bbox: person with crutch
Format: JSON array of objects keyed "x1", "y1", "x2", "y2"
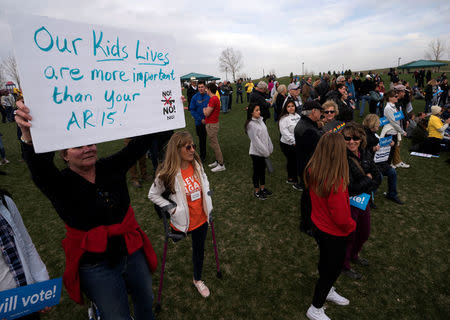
[{"x1": 148, "y1": 131, "x2": 216, "y2": 298}]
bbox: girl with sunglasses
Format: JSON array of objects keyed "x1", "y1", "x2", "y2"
[
  {"x1": 278, "y1": 98, "x2": 301, "y2": 186},
  {"x1": 341, "y1": 123, "x2": 381, "y2": 281},
  {"x1": 149, "y1": 131, "x2": 213, "y2": 298}
]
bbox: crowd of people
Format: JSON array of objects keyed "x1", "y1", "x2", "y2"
[{"x1": 1, "y1": 68, "x2": 449, "y2": 320}]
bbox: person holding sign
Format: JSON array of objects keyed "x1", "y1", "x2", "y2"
[
  {"x1": 304, "y1": 133, "x2": 356, "y2": 320},
  {"x1": 14, "y1": 101, "x2": 158, "y2": 320},
  {"x1": 341, "y1": 123, "x2": 381, "y2": 280},
  {"x1": 0, "y1": 189, "x2": 50, "y2": 320},
  {"x1": 148, "y1": 131, "x2": 213, "y2": 298},
  {"x1": 363, "y1": 114, "x2": 403, "y2": 205},
  {"x1": 383, "y1": 90, "x2": 408, "y2": 168}
]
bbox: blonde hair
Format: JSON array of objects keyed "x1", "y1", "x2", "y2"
[
  {"x1": 322, "y1": 100, "x2": 339, "y2": 116},
  {"x1": 156, "y1": 131, "x2": 202, "y2": 193},
  {"x1": 304, "y1": 133, "x2": 349, "y2": 197},
  {"x1": 362, "y1": 114, "x2": 380, "y2": 130},
  {"x1": 272, "y1": 84, "x2": 287, "y2": 103}
]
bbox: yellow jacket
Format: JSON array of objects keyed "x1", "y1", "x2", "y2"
[{"x1": 427, "y1": 115, "x2": 446, "y2": 139}]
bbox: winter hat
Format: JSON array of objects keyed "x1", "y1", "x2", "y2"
[{"x1": 430, "y1": 105, "x2": 442, "y2": 115}]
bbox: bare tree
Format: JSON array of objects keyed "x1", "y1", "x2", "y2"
[
  {"x1": 1, "y1": 55, "x2": 21, "y2": 89},
  {"x1": 0, "y1": 68, "x2": 6, "y2": 88},
  {"x1": 425, "y1": 38, "x2": 446, "y2": 61},
  {"x1": 218, "y1": 47, "x2": 243, "y2": 82}
]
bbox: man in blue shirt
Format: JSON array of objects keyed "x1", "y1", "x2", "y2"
[{"x1": 189, "y1": 80, "x2": 210, "y2": 161}]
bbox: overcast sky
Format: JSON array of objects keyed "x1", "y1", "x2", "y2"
[{"x1": 1, "y1": 0, "x2": 449, "y2": 80}]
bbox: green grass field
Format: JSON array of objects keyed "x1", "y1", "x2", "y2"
[{"x1": 0, "y1": 71, "x2": 449, "y2": 319}]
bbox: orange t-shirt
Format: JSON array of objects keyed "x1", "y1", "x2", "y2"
[{"x1": 180, "y1": 164, "x2": 207, "y2": 231}]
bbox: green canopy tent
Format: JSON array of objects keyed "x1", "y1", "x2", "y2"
[
  {"x1": 398, "y1": 60, "x2": 448, "y2": 73},
  {"x1": 180, "y1": 72, "x2": 220, "y2": 82}
]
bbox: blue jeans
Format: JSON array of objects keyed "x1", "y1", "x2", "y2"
[
  {"x1": 360, "y1": 95, "x2": 371, "y2": 117},
  {"x1": 378, "y1": 166, "x2": 397, "y2": 198},
  {"x1": 220, "y1": 96, "x2": 229, "y2": 113},
  {"x1": 79, "y1": 249, "x2": 155, "y2": 320}
]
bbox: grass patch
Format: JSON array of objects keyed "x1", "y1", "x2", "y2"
[{"x1": 0, "y1": 72, "x2": 448, "y2": 319}]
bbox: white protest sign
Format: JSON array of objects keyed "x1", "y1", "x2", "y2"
[
  {"x1": 10, "y1": 15, "x2": 185, "y2": 153},
  {"x1": 374, "y1": 145, "x2": 391, "y2": 163}
]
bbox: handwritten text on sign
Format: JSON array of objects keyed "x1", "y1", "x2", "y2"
[
  {"x1": 11, "y1": 15, "x2": 185, "y2": 152},
  {"x1": 0, "y1": 278, "x2": 62, "y2": 320}
]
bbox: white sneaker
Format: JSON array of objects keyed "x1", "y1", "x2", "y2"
[
  {"x1": 193, "y1": 279, "x2": 210, "y2": 298},
  {"x1": 211, "y1": 164, "x2": 226, "y2": 172},
  {"x1": 396, "y1": 162, "x2": 410, "y2": 168},
  {"x1": 326, "y1": 287, "x2": 349, "y2": 305},
  {"x1": 2, "y1": 159, "x2": 9, "y2": 164},
  {"x1": 306, "y1": 305, "x2": 330, "y2": 320},
  {"x1": 208, "y1": 161, "x2": 218, "y2": 168}
]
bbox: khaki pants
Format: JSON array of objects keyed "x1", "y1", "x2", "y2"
[
  {"x1": 206, "y1": 122, "x2": 223, "y2": 164},
  {"x1": 393, "y1": 143, "x2": 402, "y2": 165}
]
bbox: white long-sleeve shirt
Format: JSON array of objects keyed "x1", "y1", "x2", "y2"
[
  {"x1": 279, "y1": 113, "x2": 301, "y2": 145},
  {"x1": 383, "y1": 102, "x2": 406, "y2": 136}
]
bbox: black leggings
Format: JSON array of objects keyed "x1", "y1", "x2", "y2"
[
  {"x1": 251, "y1": 155, "x2": 266, "y2": 188},
  {"x1": 280, "y1": 142, "x2": 297, "y2": 182},
  {"x1": 191, "y1": 222, "x2": 208, "y2": 281},
  {"x1": 311, "y1": 224, "x2": 348, "y2": 308}
]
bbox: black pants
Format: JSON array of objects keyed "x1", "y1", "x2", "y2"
[
  {"x1": 195, "y1": 124, "x2": 207, "y2": 161},
  {"x1": 300, "y1": 189, "x2": 312, "y2": 234},
  {"x1": 426, "y1": 137, "x2": 442, "y2": 155},
  {"x1": 280, "y1": 142, "x2": 297, "y2": 182},
  {"x1": 251, "y1": 155, "x2": 266, "y2": 188},
  {"x1": 236, "y1": 92, "x2": 243, "y2": 103},
  {"x1": 246, "y1": 92, "x2": 251, "y2": 102},
  {"x1": 228, "y1": 93, "x2": 232, "y2": 110},
  {"x1": 0, "y1": 106, "x2": 6, "y2": 123},
  {"x1": 311, "y1": 224, "x2": 348, "y2": 308},
  {"x1": 191, "y1": 222, "x2": 208, "y2": 281}
]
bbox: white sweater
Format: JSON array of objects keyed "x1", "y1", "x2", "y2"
[
  {"x1": 246, "y1": 117, "x2": 273, "y2": 157},
  {"x1": 148, "y1": 162, "x2": 213, "y2": 233},
  {"x1": 279, "y1": 113, "x2": 301, "y2": 145}
]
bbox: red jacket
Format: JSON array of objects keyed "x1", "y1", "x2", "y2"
[
  {"x1": 310, "y1": 184, "x2": 356, "y2": 236},
  {"x1": 62, "y1": 206, "x2": 157, "y2": 304}
]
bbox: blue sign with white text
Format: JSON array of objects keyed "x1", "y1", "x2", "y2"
[
  {"x1": 0, "y1": 278, "x2": 62, "y2": 320},
  {"x1": 379, "y1": 136, "x2": 393, "y2": 147},
  {"x1": 349, "y1": 193, "x2": 370, "y2": 210},
  {"x1": 379, "y1": 111, "x2": 404, "y2": 126}
]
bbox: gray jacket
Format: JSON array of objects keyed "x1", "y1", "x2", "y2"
[{"x1": 247, "y1": 117, "x2": 273, "y2": 157}]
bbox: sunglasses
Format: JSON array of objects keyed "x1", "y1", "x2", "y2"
[
  {"x1": 343, "y1": 135, "x2": 361, "y2": 141},
  {"x1": 185, "y1": 144, "x2": 196, "y2": 151},
  {"x1": 324, "y1": 110, "x2": 335, "y2": 114}
]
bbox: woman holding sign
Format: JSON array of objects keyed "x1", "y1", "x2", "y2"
[
  {"x1": 363, "y1": 114, "x2": 403, "y2": 205},
  {"x1": 341, "y1": 122, "x2": 380, "y2": 280},
  {"x1": 15, "y1": 101, "x2": 157, "y2": 320},
  {"x1": 148, "y1": 131, "x2": 213, "y2": 298},
  {"x1": 304, "y1": 133, "x2": 356, "y2": 320}
]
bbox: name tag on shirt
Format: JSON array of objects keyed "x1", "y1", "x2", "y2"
[{"x1": 190, "y1": 190, "x2": 201, "y2": 201}]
